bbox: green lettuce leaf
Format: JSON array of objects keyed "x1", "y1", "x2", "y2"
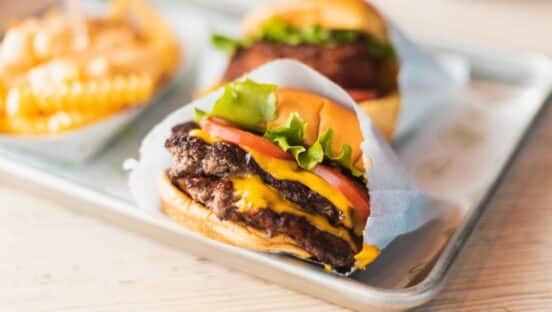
[
  {"x1": 194, "y1": 108, "x2": 207, "y2": 123},
  {"x1": 265, "y1": 113, "x2": 363, "y2": 176},
  {"x1": 264, "y1": 112, "x2": 305, "y2": 145},
  {"x1": 331, "y1": 29, "x2": 360, "y2": 44},
  {"x1": 211, "y1": 34, "x2": 252, "y2": 55},
  {"x1": 212, "y1": 18, "x2": 392, "y2": 63},
  {"x1": 366, "y1": 37, "x2": 396, "y2": 63},
  {"x1": 318, "y1": 129, "x2": 363, "y2": 177},
  {"x1": 196, "y1": 79, "x2": 278, "y2": 132},
  {"x1": 259, "y1": 17, "x2": 362, "y2": 46},
  {"x1": 300, "y1": 25, "x2": 330, "y2": 44},
  {"x1": 264, "y1": 113, "x2": 320, "y2": 169},
  {"x1": 211, "y1": 34, "x2": 241, "y2": 55},
  {"x1": 259, "y1": 17, "x2": 302, "y2": 45}
]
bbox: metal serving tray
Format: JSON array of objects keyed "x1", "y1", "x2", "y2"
[{"x1": 1, "y1": 2, "x2": 551, "y2": 311}]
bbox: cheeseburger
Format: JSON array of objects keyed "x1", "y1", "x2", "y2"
[
  {"x1": 159, "y1": 79, "x2": 379, "y2": 272},
  {"x1": 211, "y1": 0, "x2": 400, "y2": 139}
]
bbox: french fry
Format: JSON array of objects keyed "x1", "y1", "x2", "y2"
[
  {"x1": 5, "y1": 74, "x2": 153, "y2": 117},
  {"x1": 0, "y1": 0, "x2": 179, "y2": 135},
  {"x1": 0, "y1": 80, "x2": 5, "y2": 117},
  {"x1": 1, "y1": 111, "x2": 101, "y2": 134},
  {"x1": 109, "y1": 0, "x2": 180, "y2": 76}
]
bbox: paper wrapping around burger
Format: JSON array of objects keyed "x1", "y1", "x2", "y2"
[
  {"x1": 0, "y1": 4, "x2": 207, "y2": 163},
  {"x1": 129, "y1": 60, "x2": 460, "y2": 273},
  {"x1": 197, "y1": 14, "x2": 469, "y2": 139}
]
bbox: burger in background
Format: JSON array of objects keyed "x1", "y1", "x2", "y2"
[{"x1": 211, "y1": 0, "x2": 400, "y2": 139}]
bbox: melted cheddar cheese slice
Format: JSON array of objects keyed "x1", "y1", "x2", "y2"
[
  {"x1": 354, "y1": 244, "x2": 380, "y2": 269},
  {"x1": 232, "y1": 175, "x2": 357, "y2": 250}
]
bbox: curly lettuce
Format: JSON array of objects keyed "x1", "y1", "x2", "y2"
[
  {"x1": 264, "y1": 113, "x2": 363, "y2": 176},
  {"x1": 212, "y1": 18, "x2": 368, "y2": 54},
  {"x1": 259, "y1": 18, "x2": 361, "y2": 46}
]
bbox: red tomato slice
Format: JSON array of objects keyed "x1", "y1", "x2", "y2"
[
  {"x1": 200, "y1": 118, "x2": 292, "y2": 160},
  {"x1": 347, "y1": 89, "x2": 377, "y2": 102},
  {"x1": 313, "y1": 165, "x2": 370, "y2": 219}
]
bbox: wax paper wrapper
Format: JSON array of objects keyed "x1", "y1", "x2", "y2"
[
  {"x1": 129, "y1": 60, "x2": 459, "y2": 273},
  {"x1": 197, "y1": 13, "x2": 469, "y2": 138},
  {"x1": 0, "y1": 2, "x2": 206, "y2": 163}
]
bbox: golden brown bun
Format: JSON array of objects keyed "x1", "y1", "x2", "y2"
[
  {"x1": 193, "y1": 81, "x2": 224, "y2": 99},
  {"x1": 359, "y1": 92, "x2": 401, "y2": 140},
  {"x1": 267, "y1": 88, "x2": 365, "y2": 170},
  {"x1": 159, "y1": 173, "x2": 312, "y2": 259},
  {"x1": 243, "y1": 0, "x2": 388, "y2": 43}
]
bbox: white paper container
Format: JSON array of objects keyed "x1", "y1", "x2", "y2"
[
  {"x1": 0, "y1": 2, "x2": 207, "y2": 163},
  {"x1": 0, "y1": 109, "x2": 142, "y2": 162}
]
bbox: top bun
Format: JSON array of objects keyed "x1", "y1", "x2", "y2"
[
  {"x1": 267, "y1": 88, "x2": 366, "y2": 171},
  {"x1": 243, "y1": 0, "x2": 388, "y2": 43}
]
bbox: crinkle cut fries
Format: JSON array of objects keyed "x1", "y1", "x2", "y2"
[{"x1": 0, "y1": 0, "x2": 180, "y2": 135}]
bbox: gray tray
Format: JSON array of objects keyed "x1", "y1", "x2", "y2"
[{"x1": 1, "y1": 2, "x2": 551, "y2": 311}]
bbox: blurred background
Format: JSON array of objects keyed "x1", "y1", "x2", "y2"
[{"x1": 1, "y1": 0, "x2": 551, "y2": 57}]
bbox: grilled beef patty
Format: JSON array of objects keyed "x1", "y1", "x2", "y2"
[
  {"x1": 172, "y1": 174, "x2": 356, "y2": 271},
  {"x1": 165, "y1": 122, "x2": 366, "y2": 271},
  {"x1": 223, "y1": 40, "x2": 397, "y2": 94}
]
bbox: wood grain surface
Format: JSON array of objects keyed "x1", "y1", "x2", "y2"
[{"x1": 2, "y1": 0, "x2": 552, "y2": 311}]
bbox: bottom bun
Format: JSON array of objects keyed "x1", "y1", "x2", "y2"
[
  {"x1": 359, "y1": 92, "x2": 400, "y2": 140},
  {"x1": 158, "y1": 173, "x2": 312, "y2": 259},
  {"x1": 193, "y1": 82, "x2": 223, "y2": 99}
]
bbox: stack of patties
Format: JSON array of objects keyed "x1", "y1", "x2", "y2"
[{"x1": 158, "y1": 79, "x2": 379, "y2": 272}]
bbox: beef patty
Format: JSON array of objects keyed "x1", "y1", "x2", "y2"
[
  {"x1": 223, "y1": 40, "x2": 397, "y2": 94},
  {"x1": 165, "y1": 122, "x2": 365, "y2": 271},
  {"x1": 172, "y1": 174, "x2": 356, "y2": 271}
]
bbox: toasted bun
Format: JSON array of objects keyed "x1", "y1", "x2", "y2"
[
  {"x1": 267, "y1": 88, "x2": 366, "y2": 170},
  {"x1": 159, "y1": 173, "x2": 312, "y2": 259},
  {"x1": 243, "y1": 0, "x2": 388, "y2": 43},
  {"x1": 359, "y1": 92, "x2": 401, "y2": 140}
]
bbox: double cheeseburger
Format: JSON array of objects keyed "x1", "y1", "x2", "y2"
[
  {"x1": 159, "y1": 79, "x2": 379, "y2": 272},
  {"x1": 211, "y1": 0, "x2": 400, "y2": 139}
]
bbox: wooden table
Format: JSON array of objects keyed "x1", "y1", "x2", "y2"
[{"x1": 3, "y1": 1, "x2": 552, "y2": 311}]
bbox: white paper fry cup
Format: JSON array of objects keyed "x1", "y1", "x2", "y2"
[
  {"x1": 197, "y1": 13, "x2": 469, "y2": 139},
  {"x1": 0, "y1": 6, "x2": 207, "y2": 163},
  {"x1": 0, "y1": 109, "x2": 142, "y2": 163},
  {"x1": 129, "y1": 60, "x2": 460, "y2": 273}
]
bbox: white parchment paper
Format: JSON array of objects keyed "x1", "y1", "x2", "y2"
[{"x1": 129, "y1": 60, "x2": 459, "y2": 263}]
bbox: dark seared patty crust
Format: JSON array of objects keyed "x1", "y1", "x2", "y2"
[
  {"x1": 172, "y1": 174, "x2": 356, "y2": 271},
  {"x1": 165, "y1": 122, "x2": 365, "y2": 271},
  {"x1": 223, "y1": 40, "x2": 397, "y2": 94}
]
